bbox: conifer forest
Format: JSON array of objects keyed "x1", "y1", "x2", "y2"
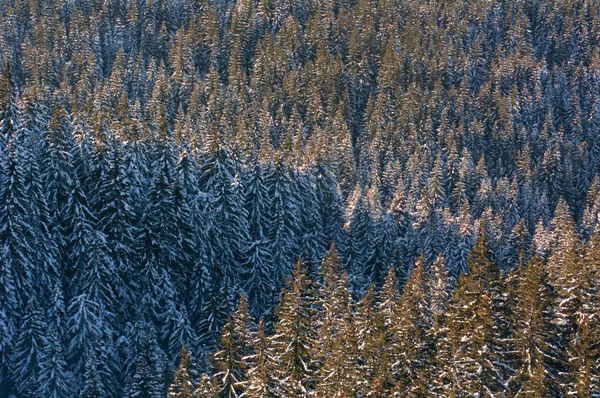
[{"x1": 2, "y1": 0, "x2": 600, "y2": 395}]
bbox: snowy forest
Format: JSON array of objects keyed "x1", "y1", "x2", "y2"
[{"x1": 0, "y1": 0, "x2": 600, "y2": 395}]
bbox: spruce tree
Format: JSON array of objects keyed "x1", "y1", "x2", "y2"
[
  {"x1": 0, "y1": 129, "x2": 36, "y2": 310},
  {"x1": 314, "y1": 245, "x2": 359, "y2": 397},
  {"x1": 39, "y1": 326, "x2": 72, "y2": 398},
  {"x1": 199, "y1": 129, "x2": 250, "y2": 288},
  {"x1": 264, "y1": 160, "x2": 300, "y2": 286},
  {"x1": 511, "y1": 255, "x2": 554, "y2": 396},
  {"x1": 546, "y1": 200, "x2": 584, "y2": 393},
  {"x1": 125, "y1": 325, "x2": 167, "y2": 398},
  {"x1": 446, "y1": 232, "x2": 506, "y2": 396},
  {"x1": 426, "y1": 255, "x2": 452, "y2": 397},
  {"x1": 243, "y1": 320, "x2": 276, "y2": 398},
  {"x1": 267, "y1": 260, "x2": 318, "y2": 397},
  {"x1": 169, "y1": 346, "x2": 198, "y2": 398},
  {"x1": 211, "y1": 295, "x2": 255, "y2": 397},
  {"x1": 11, "y1": 297, "x2": 48, "y2": 396},
  {"x1": 354, "y1": 286, "x2": 389, "y2": 397},
  {"x1": 96, "y1": 137, "x2": 138, "y2": 321},
  {"x1": 43, "y1": 105, "x2": 75, "y2": 267},
  {"x1": 243, "y1": 163, "x2": 275, "y2": 316},
  {"x1": 393, "y1": 255, "x2": 432, "y2": 395}
]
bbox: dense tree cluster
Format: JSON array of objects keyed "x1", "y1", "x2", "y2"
[
  {"x1": 1, "y1": 0, "x2": 600, "y2": 394},
  {"x1": 172, "y1": 241, "x2": 600, "y2": 397}
]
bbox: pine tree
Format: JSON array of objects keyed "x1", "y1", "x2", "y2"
[
  {"x1": 195, "y1": 373, "x2": 220, "y2": 398},
  {"x1": 96, "y1": 136, "x2": 138, "y2": 321},
  {"x1": 80, "y1": 346, "x2": 109, "y2": 398},
  {"x1": 5, "y1": 1, "x2": 600, "y2": 397},
  {"x1": 197, "y1": 279, "x2": 235, "y2": 351},
  {"x1": 66, "y1": 293, "x2": 113, "y2": 395},
  {"x1": 63, "y1": 176, "x2": 97, "y2": 280},
  {"x1": 199, "y1": 129, "x2": 250, "y2": 287},
  {"x1": 138, "y1": 117, "x2": 183, "y2": 286},
  {"x1": 563, "y1": 226, "x2": 600, "y2": 396},
  {"x1": 345, "y1": 187, "x2": 375, "y2": 293},
  {"x1": 46, "y1": 282, "x2": 67, "y2": 350},
  {"x1": 296, "y1": 171, "x2": 327, "y2": 273},
  {"x1": 43, "y1": 105, "x2": 75, "y2": 266},
  {"x1": 0, "y1": 62, "x2": 19, "y2": 149},
  {"x1": 377, "y1": 265, "x2": 401, "y2": 392},
  {"x1": 568, "y1": 315, "x2": 599, "y2": 397},
  {"x1": 313, "y1": 162, "x2": 347, "y2": 250},
  {"x1": 546, "y1": 200, "x2": 584, "y2": 393},
  {"x1": 70, "y1": 229, "x2": 118, "y2": 324},
  {"x1": 165, "y1": 304, "x2": 200, "y2": 364}
]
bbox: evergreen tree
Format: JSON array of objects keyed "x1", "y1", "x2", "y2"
[
  {"x1": 243, "y1": 320, "x2": 276, "y2": 398},
  {"x1": 169, "y1": 346, "x2": 198, "y2": 398},
  {"x1": 243, "y1": 163, "x2": 275, "y2": 316},
  {"x1": 0, "y1": 129, "x2": 35, "y2": 310},
  {"x1": 446, "y1": 232, "x2": 506, "y2": 396},
  {"x1": 44, "y1": 105, "x2": 75, "y2": 266},
  {"x1": 354, "y1": 286, "x2": 389, "y2": 397},
  {"x1": 345, "y1": 187, "x2": 375, "y2": 293},
  {"x1": 199, "y1": 130, "x2": 250, "y2": 287},
  {"x1": 264, "y1": 161, "x2": 300, "y2": 286},
  {"x1": 96, "y1": 136, "x2": 138, "y2": 320},
  {"x1": 511, "y1": 255, "x2": 555, "y2": 396},
  {"x1": 546, "y1": 200, "x2": 584, "y2": 393},
  {"x1": 267, "y1": 260, "x2": 318, "y2": 397},
  {"x1": 11, "y1": 297, "x2": 48, "y2": 397},
  {"x1": 314, "y1": 245, "x2": 359, "y2": 397},
  {"x1": 426, "y1": 255, "x2": 452, "y2": 397},
  {"x1": 80, "y1": 346, "x2": 109, "y2": 398},
  {"x1": 3, "y1": 1, "x2": 600, "y2": 396},
  {"x1": 211, "y1": 295, "x2": 255, "y2": 397},
  {"x1": 568, "y1": 315, "x2": 599, "y2": 397},
  {"x1": 125, "y1": 325, "x2": 167, "y2": 398},
  {"x1": 393, "y1": 255, "x2": 432, "y2": 395},
  {"x1": 39, "y1": 327, "x2": 72, "y2": 398},
  {"x1": 65, "y1": 294, "x2": 103, "y2": 387}
]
